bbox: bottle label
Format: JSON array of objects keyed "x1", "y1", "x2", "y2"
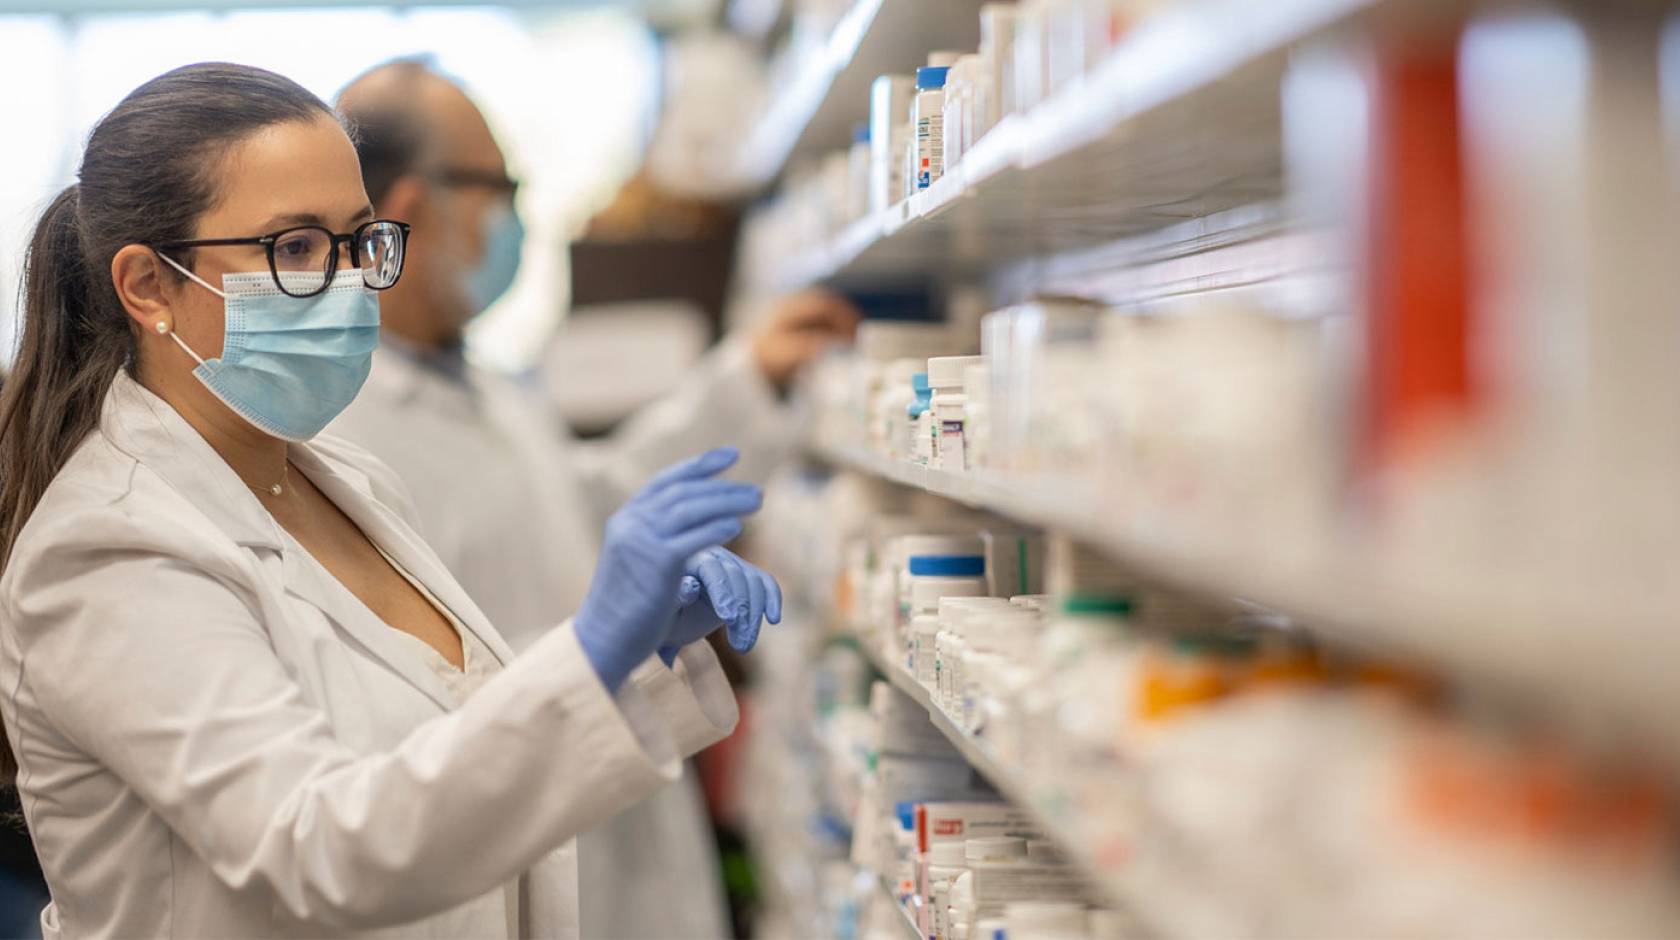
[
  {"x1": 937, "y1": 419, "x2": 966, "y2": 471},
  {"x1": 917, "y1": 113, "x2": 944, "y2": 189}
]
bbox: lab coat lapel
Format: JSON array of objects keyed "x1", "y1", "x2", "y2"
[
  {"x1": 276, "y1": 542, "x2": 459, "y2": 713},
  {"x1": 101, "y1": 371, "x2": 284, "y2": 551},
  {"x1": 290, "y1": 443, "x2": 519, "y2": 670}
]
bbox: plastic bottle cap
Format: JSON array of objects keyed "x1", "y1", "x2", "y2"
[
  {"x1": 912, "y1": 577, "x2": 987, "y2": 611},
  {"x1": 976, "y1": 919, "x2": 1008, "y2": 940},
  {"x1": 939, "y1": 598, "x2": 1011, "y2": 636},
  {"x1": 908, "y1": 555, "x2": 985, "y2": 577},
  {"x1": 896, "y1": 802, "x2": 917, "y2": 830},
  {"x1": 965, "y1": 836, "x2": 1028, "y2": 861},
  {"x1": 928, "y1": 841, "x2": 968, "y2": 867},
  {"x1": 965, "y1": 610, "x2": 1041, "y2": 648},
  {"x1": 929, "y1": 355, "x2": 984, "y2": 388},
  {"x1": 938, "y1": 596, "x2": 1010, "y2": 626},
  {"x1": 853, "y1": 122, "x2": 871, "y2": 144},
  {"x1": 916, "y1": 66, "x2": 950, "y2": 90}
]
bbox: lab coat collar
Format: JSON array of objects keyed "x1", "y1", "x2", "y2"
[
  {"x1": 367, "y1": 334, "x2": 475, "y2": 405},
  {"x1": 101, "y1": 370, "x2": 285, "y2": 552},
  {"x1": 102, "y1": 372, "x2": 515, "y2": 712}
]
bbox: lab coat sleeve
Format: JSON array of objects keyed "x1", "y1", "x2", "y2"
[
  {"x1": 4, "y1": 506, "x2": 734, "y2": 931},
  {"x1": 626, "y1": 642, "x2": 738, "y2": 757},
  {"x1": 568, "y1": 336, "x2": 795, "y2": 521}
]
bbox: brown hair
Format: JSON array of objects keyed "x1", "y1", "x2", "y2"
[{"x1": 0, "y1": 63, "x2": 334, "y2": 777}]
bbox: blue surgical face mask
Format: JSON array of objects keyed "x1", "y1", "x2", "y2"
[
  {"x1": 156, "y1": 255, "x2": 380, "y2": 441},
  {"x1": 461, "y1": 202, "x2": 524, "y2": 316}
]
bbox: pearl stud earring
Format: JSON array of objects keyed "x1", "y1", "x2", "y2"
[{"x1": 154, "y1": 321, "x2": 169, "y2": 335}]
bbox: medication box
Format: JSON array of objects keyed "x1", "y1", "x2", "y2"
[{"x1": 915, "y1": 801, "x2": 1044, "y2": 852}]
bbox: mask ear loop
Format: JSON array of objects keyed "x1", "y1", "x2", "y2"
[
  {"x1": 152, "y1": 250, "x2": 220, "y2": 367},
  {"x1": 154, "y1": 250, "x2": 228, "y2": 299}
]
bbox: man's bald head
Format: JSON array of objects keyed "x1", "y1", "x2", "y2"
[
  {"x1": 337, "y1": 59, "x2": 517, "y2": 349},
  {"x1": 339, "y1": 58, "x2": 505, "y2": 209}
]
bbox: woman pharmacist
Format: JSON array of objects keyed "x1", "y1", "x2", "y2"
[{"x1": 0, "y1": 62, "x2": 780, "y2": 939}]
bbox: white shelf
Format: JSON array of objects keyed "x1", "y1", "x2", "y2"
[
  {"x1": 751, "y1": 0, "x2": 1386, "y2": 291},
  {"x1": 855, "y1": 636, "x2": 1131, "y2": 913},
  {"x1": 731, "y1": 0, "x2": 1672, "y2": 202},
  {"x1": 730, "y1": 0, "x2": 981, "y2": 190},
  {"x1": 815, "y1": 443, "x2": 1680, "y2": 765}
]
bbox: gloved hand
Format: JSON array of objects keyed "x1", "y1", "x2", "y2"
[
  {"x1": 658, "y1": 548, "x2": 783, "y2": 664},
  {"x1": 574, "y1": 447, "x2": 763, "y2": 691}
]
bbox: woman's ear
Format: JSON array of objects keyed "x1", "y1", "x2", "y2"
[{"x1": 112, "y1": 245, "x2": 178, "y2": 335}]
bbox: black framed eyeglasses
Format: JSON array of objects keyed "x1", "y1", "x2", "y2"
[{"x1": 155, "y1": 219, "x2": 411, "y2": 299}]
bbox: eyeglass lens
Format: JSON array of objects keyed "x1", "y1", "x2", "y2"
[
  {"x1": 359, "y1": 221, "x2": 404, "y2": 289},
  {"x1": 268, "y1": 222, "x2": 405, "y2": 297},
  {"x1": 270, "y1": 227, "x2": 335, "y2": 297}
]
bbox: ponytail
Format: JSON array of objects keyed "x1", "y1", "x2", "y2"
[
  {"x1": 0, "y1": 187, "x2": 134, "y2": 779},
  {"x1": 0, "y1": 186, "x2": 133, "y2": 563},
  {"x1": 0, "y1": 63, "x2": 334, "y2": 780}
]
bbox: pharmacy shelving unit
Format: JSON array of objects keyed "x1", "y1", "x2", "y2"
[
  {"x1": 853, "y1": 634, "x2": 1132, "y2": 913},
  {"x1": 812, "y1": 439, "x2": 1680, "y2": 764},
  {"x1": 728, "y1": 0, "x2": 982, "y2": 190},
  {"x1": 746, "y1": 0, "x2": 1673, "y2": 294},
  {"x1": 744, "y1": 0, "x2": 1385, "y2": 293},
  {"x1": 745, "y1": 0, "x2": 1680, "y2": 762},
  {"x1": 734, "y1": 0, "x2": 1680, "y2": 935}
]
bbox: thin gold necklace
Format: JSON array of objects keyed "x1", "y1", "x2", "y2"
[{"x1": 246, "y1": 461, "x2": 291, "y2": 498}]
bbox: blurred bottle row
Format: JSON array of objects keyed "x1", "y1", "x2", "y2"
[
  {"x1": 740, "y1": 467, "x2": 1680, "y2": 938},
  {"x1": 741, "y1": 0, "x2": 1171, "y2": 257},
  {"x1": 748, "y1": 6, "x2": 1680, "y2": 673}
]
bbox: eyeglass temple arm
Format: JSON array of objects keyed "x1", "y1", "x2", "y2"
[{"x1": 158, "y1": 238, "x2": 274, "y2": 250}]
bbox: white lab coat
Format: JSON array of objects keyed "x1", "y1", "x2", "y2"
[
  {"x1": 0, "y1": 371, "x2": 739, "y2": 939},
  {"x1": 328, "y1": 337, "x2": 792, "y2": 939}
]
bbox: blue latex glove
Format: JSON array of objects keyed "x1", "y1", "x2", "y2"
[
  {"x1": 574, "y1": 448, "x2": 763, "y2": 690},
  {"x1": 658, "y1": 547, "x2": 783, "y2": 664}
]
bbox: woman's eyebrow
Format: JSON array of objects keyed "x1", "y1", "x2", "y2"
[
  {"x1": 256, "y1": 211, "x2": 326, "y2": 230},
  {"x1": 255, "y1": 207, "x2": 377, "y2": 231}
]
